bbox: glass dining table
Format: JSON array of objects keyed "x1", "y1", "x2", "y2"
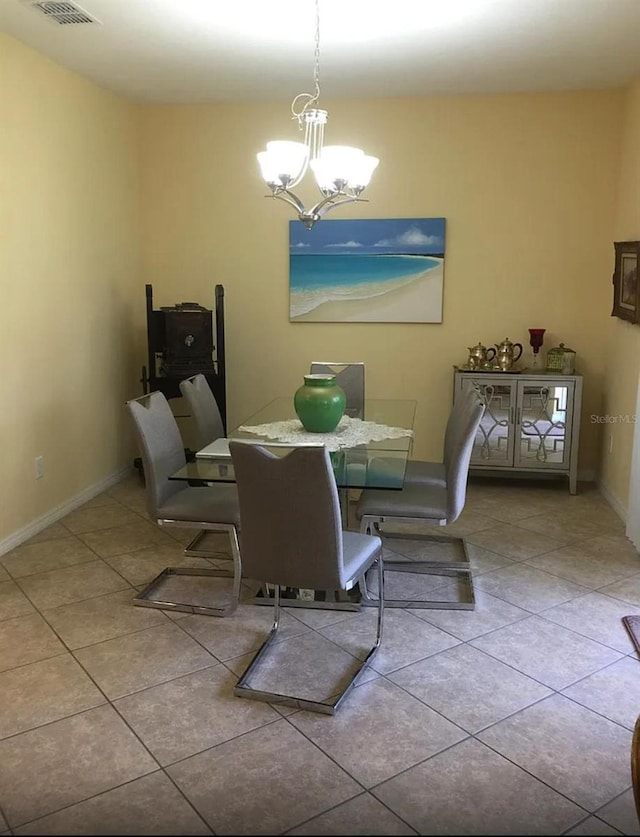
[
  {"x1": 169, "y1": 396, "x2": 417, "y2": 610},
  {"x1": 170, "y1": 397, "x2": 416, "y2": 492}
]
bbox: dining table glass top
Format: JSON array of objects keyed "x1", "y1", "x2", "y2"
[{"x1": 170, "y1": 397, "x2": 417, "y2": 490}]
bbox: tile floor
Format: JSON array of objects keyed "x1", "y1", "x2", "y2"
[{"x1": 0, "y1": 474, "x2": 639, "y2": 835}]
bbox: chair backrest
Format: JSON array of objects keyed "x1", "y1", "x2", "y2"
[
  {"x1": 443, "y1": 383, "x2": 485, "y2": 522},
  {"x1": 443, "y1": 382, "x2": 481, "y2": 468},
  {"x1": 229, "y1": 441, "x2": 346, "y2": 590},
  {"x1": 179, "y1": 373, "x2": 225, "y2": 450},
  {"x1": 126, "y1": 391, "x2": 185, "y2": 519},
  {"x1": 310, "y1": 362, "x2": 365, "y2": 418}
]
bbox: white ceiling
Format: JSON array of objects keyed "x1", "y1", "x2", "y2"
[{"x1": 2, "y1": 0, "x2": 640, "y2": 104}]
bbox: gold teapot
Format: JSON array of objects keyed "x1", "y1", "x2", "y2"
[
  {"x1": 467, "y1": 342, "x2": 496, "y2": 370},
  {"x1": 494, "y1": 337, "x2": 523, "y2": 371}
]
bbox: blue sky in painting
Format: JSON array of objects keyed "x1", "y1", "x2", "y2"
[{"x1": 289, "y1": 217, "x2": 446, "y2": 256}]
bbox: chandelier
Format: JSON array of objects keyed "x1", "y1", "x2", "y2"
[{"x1": 256, "y1": 0, "x2": 379, "y2": 230}]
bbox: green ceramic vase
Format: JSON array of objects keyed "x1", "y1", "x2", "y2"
[{"x1": 294, "y1": 374, "x2": 346, "y2": 433}]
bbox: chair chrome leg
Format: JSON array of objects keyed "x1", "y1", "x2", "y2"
[
  {"x1": 183, "y1": 529, "x2": 220, "y2": 558},
  {"x1": 134, "y1": 523, "x2": 242, "y2": 617},
  {"x1": 358, "y1": 515, "x2": 475, "y2": 610},
  {"x1": 234, "y1": 551, "x2": 384, "y2": 714},
  {"x1": 373, "y1": 553, "x2": 384, "y2": 645}
]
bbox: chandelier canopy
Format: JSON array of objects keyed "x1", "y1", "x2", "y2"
[{"x1": 256, "y1": 0, "x2": 379, "y2": 230}]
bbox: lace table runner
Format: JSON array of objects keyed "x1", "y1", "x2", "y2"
[{"x1": 237, "y1": 415, "x2": 413, "y2": 452}]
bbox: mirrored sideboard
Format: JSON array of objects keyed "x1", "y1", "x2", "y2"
[{"x1": 453, "y1": 367, "x2": 583, "y2": 494}]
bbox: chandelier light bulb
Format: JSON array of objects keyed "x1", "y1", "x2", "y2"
[
  {"x1": 347, "y1": 154, "x2": 380, "y2": 190},
  {"x1": 258, "y1": 141, "x2": 309, "y2": 187}
]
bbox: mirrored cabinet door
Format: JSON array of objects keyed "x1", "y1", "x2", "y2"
[
  {"x1": 514, "y1": 381, "x2": 574, "y2": 469},
  {"x1": 468, "y1": 380, "x2": 517, "y2": 466}
]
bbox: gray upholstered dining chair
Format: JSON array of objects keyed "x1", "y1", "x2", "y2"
[
  {"x1": 402, "y1": 381, "x2": 483, "y2": 488},
  {"x1": 178, "y1": 373, "x2": 228, "y2": 556},
  {"x1": 310, "y1": 361, "x2": 365, "y2": 419},
  {"x1": 355, "y1": 382, "x2": 485, "y2": 610},
  {"x1": 126, "y1": 391, "x2": 241, "y2": 617},
  {"x1": 179, "y1": 373, "x2": 225, "y2": 451},
  {"x1": 229, "y1": 440, "x2": 384, "y2": 715}
]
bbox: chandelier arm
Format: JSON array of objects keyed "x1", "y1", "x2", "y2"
[
  {"x1": 308, "y1": 193, "x2": 366, "y2": 219},
  {"x1": 267, "y1": 189, "x2": 307, "y2": 215},
  {"x1": 299, "y1": 195, "x2": 368, "y2": 230}
]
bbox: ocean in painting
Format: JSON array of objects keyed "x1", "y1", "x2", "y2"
[{"x1": 289, "y1": 253, "x2": 441, "y2": 318}]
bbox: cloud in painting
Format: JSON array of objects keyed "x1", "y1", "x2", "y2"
[
  {"x1": 374, "y1": 226, "x2": 441, "y2": 248},
  {"x1": 326, "y1": 240, "x2": 363, "y2": 248}
]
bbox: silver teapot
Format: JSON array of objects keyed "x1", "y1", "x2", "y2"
[
  {"x1": 494, "y1": 337, "x2": 523, "y2": 371},
  {"x1": 467, "y1": 342, "x2": 496, "y2": 370}
]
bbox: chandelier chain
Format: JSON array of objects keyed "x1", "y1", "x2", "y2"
[
  {"x1": 312, "y1": 0, "x2": 321, "y2": 104},
  {"x1": 291, "y1": 0, "x2": 321, "y2": 121}
]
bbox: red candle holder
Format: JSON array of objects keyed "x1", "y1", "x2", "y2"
[{"x1": 528, "y1": 328, "x2": 546, "y2": 367}]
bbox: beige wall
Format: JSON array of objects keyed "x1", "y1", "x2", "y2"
[
  {"x1": 1, "y1": 34, "x2": 142, "y2": 544},
  {"x1": 601, "y1": 81, "x2": 640, "y2": 509},
  {"x1": 139, "y1": 91, "x2": 623, "y2": 469}
]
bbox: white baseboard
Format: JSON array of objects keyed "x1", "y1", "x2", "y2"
[
  {"x1": 0, "y1": 467, "x2": 133, "y2": 557},
  {"x1": 598, "y1": 480, "x2": 627, "y2": 523}
]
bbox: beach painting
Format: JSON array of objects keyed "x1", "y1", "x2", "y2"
[{"x1": 289, "y1": 217, "x2": 446, "y2": 323}]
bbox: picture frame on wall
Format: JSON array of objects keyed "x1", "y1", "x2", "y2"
[
  {"x1": 612, "y1": 240, "x2": 640, "y2": 324},
  {"x1": 289, "y1": 217, "x2": 446, "y2": 323}
]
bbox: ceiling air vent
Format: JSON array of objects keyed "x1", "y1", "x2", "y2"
[{"x1": 24, "y1": 1, "x2": 101, "y2": 25}]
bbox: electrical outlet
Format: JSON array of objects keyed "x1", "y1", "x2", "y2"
[
  {"x1": 609, "y1": 435, "x2": 614, "y2": 454},
  {"x1": 35, "y1": 456, "x2": 44, "y2": 479}
]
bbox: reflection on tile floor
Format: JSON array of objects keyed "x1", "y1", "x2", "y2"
[{"x1": 0, "y1": 475, "x2": 639, "y2": 835}]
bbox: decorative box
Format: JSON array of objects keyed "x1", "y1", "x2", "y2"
[{"x1": 546, "y1": 343, "x2": 576, "y2": 374}]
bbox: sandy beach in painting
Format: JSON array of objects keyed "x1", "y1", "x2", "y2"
[{"x1": 291, "y1": 259, "x2": 443, "y2": 323}]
